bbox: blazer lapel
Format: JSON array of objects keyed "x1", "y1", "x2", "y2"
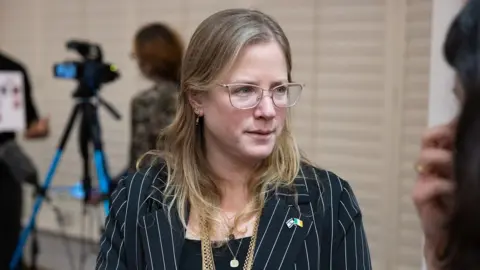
[
  {"x1": 252, "y1": 184, "x2": 312, "y2": 270},
  {"x1": 136, "y1": 164, "x2": 313, "y2": 270},
  {"x1": 138, "y1": 183, "x2": 187, "y2": 270}
]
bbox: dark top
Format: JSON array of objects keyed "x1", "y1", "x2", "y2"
[
  {"x1": 96, "y1": 162, "x2": 373, "y2": 270},
  {"x1": 0, "y1": 52, "x2": 39, "y2": 145},
  {"x1": 108, "y1": 81, "x2": 177, "y2": 192},
  {"x1": 179, "y1": 238, "x2": 251, "y2": 270},
  {"x1": 128, "y1": 81, "x2": 177, "y2": 171}
]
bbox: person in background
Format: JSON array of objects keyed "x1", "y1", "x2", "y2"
[
  {"x1": 413, "y1": 0, "x2": 480, "y2": 269},
  {"x1": 88, "y1": 22, "x2": 183, "y2": 204},
  {"x1": 128, "y1": 22, "x2": 184, "y2": 172},
  {"x1": 0, "y1": 50, "x2": 49, "y2": 269}
]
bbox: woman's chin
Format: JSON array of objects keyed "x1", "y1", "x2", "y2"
[{"x1": 241, "y1": 144, "x2": 276, "y2": 161}]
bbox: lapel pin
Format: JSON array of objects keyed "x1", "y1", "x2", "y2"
[{"x1": 286, "y1": 218, "x2": 303, "y2": 228}]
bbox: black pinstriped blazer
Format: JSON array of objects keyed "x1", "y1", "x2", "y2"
[{"x1": 96, "y1": 162, "x2": 372, "y2": 270}]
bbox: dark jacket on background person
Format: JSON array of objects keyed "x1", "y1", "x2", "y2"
[
  {"x1": 128, "y1": 79, "x2": 178, "y2": 171},
  {"x1": 0, "y1": 51, "x2": 40, "y2": 270},
  {"x1": 106, "y1": 80, "x2": 177, "y2": 199}
]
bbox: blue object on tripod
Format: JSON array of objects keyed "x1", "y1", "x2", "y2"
[{"x1": 49, "y1": 180, "x2": 101, "y2": 200}]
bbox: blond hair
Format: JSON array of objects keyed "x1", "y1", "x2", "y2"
[{"x1": 145, "y1": 8, "x2": 304, "y2": 237}]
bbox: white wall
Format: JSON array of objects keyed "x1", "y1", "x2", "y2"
[
  {"x1": 427, "y1": 0, "x2": 463, "y2": 126},
  {"x1": 422, "y1": 0, "x2": 464, "y2": 269}
]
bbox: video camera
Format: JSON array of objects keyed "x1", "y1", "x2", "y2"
[{"x1": 53, "y1": 40, "x2": 120, "y2": 97}]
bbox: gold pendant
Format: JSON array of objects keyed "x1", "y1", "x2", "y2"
[{"x1": 230, "y1": 258, "x2": 239, "y2": 268}]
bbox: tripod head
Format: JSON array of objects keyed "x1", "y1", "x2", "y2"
[{"x1": 53, "y1": 39, "x2": 120, "y2": 98}]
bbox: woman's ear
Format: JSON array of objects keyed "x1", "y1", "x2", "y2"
[{"x1": 188, "y1": 90, "x2": 204, "y2": 116}]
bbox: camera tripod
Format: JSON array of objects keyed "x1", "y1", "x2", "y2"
[{"x1": 9, "y1": 85, "x2": 121, "y2": 270}]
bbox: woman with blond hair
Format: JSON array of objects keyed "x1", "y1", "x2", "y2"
[{"x1": 96, "y1": 8, "x2": 371, "y2": 270}]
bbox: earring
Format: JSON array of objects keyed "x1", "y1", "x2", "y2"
[{"x1": 194, "y1": 108, "x2": 200, "y2": 125}]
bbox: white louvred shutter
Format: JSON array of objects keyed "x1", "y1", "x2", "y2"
[{"x1": 312, "y1": 1, "x2": 390, "y2": 269}]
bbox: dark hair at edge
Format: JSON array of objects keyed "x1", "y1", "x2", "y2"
[{"x1": 440, "y1": 0, "x2": 480, "y2": 269}]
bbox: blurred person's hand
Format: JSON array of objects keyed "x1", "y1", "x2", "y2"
[
  {"x1": 412, "y1": 120, "x2": 456, "y2": 268},
  {"x1": 24, "y1": 116, "x2": 49, "y2": 139}
]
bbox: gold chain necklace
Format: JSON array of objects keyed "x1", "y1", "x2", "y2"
[{"x1": 200, "y1": 213, "x2": 261, "y2": 270}]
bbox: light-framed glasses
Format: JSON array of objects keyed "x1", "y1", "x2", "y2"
[{"x1": 218, "y1": 82, "x2": 304, "y2": 109}]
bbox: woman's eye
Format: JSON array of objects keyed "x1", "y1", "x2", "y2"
[
  {"x1": 275, "y1": 86, "x2": 288, "y2": 94},
  {"x1": 232, "y1": 86, "x2": 255, "y2": 95}
]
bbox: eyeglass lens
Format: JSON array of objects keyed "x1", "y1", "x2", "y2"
[{"x1": 228, "y1": 84, "x2": 302, "y2": 109}]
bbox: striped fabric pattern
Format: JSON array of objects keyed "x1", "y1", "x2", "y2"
[{"x1": 96, "y1": 163, "x2": 372, "y2": 270}]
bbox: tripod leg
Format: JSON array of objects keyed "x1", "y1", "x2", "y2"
[
  {"x1": 9, "y1": 104, "x2": 81, "y2": 270},
  {"x1": 30, "y1": 220, "x2": 38, "y2": 270},
  {"x1": 79, "y1": 102, "x2": 92, "y2": 202},
  {"x1": 84, "y1": 102, "x2": 111, "y2": 215}
]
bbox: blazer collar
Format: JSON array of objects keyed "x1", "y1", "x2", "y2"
[
  {"x1": 251, "y1": 178, "x2": 313, "y2": 270},
  {"x1": 138, "y1": 169, "x2": 314, "y2": 270}
]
